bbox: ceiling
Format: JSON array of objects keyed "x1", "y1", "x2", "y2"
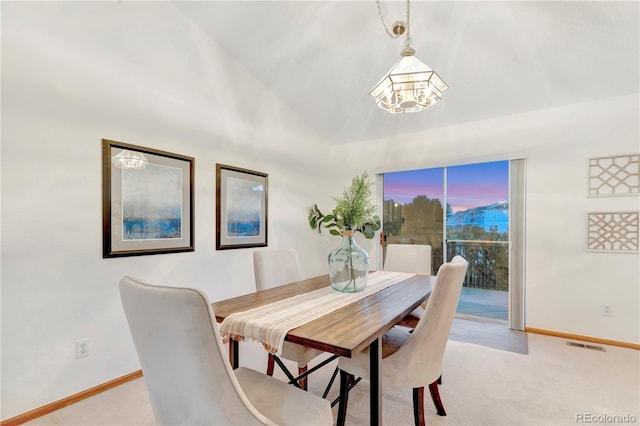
[{"x1": 174, "y1": 1, "x2": 639, "y2": 144}]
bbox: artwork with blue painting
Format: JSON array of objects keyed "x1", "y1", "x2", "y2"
[
  {"x1": 226, "y1": 177, "x2": 262, "y2": 237},
  {"x1": 216, "y1": 163, "x2": 267, "y2": 250},
  {"x1": 102, "y1": 139, "x2": 194, "y2": 258},
  {"x1": 122, "y1": 164, "x2": 183, "y2": 240}
]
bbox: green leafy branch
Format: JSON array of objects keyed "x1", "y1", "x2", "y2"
[{"x1": 308, "y1": 172, "x2": 381, "y2": 239}]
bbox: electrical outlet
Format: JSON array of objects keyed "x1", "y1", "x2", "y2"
[
  {"x1": 602, "y1": 305, "x2": 612, "y2": 317},
  {"x1": 76, "y1": 338, "x2": 89, "y2": 358}
]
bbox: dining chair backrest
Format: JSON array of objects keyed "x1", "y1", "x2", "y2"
[
  {"x1": 253, "y1": 248, "x2": 303, "y2": 291},
  {"x1": 119, "y1": 276, "x2": 272, "y2": 425},
  {"x1": 384, "y1": 244, "x2": 432, "y2": 275},
  {"x1": 384, "y1": 255, "x2": 468, "y2": 388}
]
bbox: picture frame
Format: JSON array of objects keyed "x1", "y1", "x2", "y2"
[
  {"x1": 102, "y1": 139, "x2": 194, "y2": 258},
  {"x1": 216, "y1": 163, "x2": 268, "y2": 250}
]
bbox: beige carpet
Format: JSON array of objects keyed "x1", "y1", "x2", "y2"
[
  {"x1": 26, "y1": 330, "x2": 639, "y2": 426},
  {"x1": 448, "y1": 316, "x2": 529, "y2": 354}
]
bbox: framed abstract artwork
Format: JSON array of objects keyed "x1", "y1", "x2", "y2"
[
  {"x1": 102, "y1": 139, "x2": 194, "y2": 258},
  {"x1": 216, "y1": 163, "x2": 268, "y2": 250}
]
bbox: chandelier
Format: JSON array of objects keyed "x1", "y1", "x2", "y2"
[
  {"x1": 370, "y1": 0, "x2": 448, "y2": 113},
  {"x1": 112, "y1": 149, "x2": 148, "y2": 170}
]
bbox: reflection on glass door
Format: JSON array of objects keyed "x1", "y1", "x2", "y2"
[
  {"x1": 382, "y1": 160, "x2": 510, "y2": 322},
  {"x1": 446, "y1": 161, "x2": 509, "y2": 320},
  {"x1": 383, "y1": 167, "x2": 444, "y2": 274}
]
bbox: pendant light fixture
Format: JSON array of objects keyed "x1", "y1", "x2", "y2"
[
  {"x1": 112, "y1": 149, "x2": 148, "y2": 170},
  {"x1": 370, "y1": 0, "x2": 448, "y2": 113}
]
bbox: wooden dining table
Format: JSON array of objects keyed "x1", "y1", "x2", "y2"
[{"x1": 211, "y1": 272, "x2": 436, "y2": 426}]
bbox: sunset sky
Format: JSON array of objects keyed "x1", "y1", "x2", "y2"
[{"x1": 384, "y1": 161, "x2": 509, "y2": 212}]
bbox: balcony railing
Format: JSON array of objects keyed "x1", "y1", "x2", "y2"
[{"x1": 446, "y1": 240, "x2": 509, "y2": 292}]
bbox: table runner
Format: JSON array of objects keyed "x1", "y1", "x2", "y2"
[{"x1": 220, "y1": 271, "x2": 415, "y2": 355}]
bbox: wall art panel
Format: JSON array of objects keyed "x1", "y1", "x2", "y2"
[
  {"x1": 588, "y1": 154, "x2": 639, "y2": 197},
  {"x1": 586, "y1": 211, "x2": 639, "y2": 253}
]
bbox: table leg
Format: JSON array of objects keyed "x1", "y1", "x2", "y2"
[
  {"x1": 229, "y1": 339, "x2": 239, "y2": 369},
  {"x1": 369, "y1": 338, "x2": 382, "y2": 426}
]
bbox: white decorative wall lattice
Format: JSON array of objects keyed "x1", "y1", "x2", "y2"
[
  {"x1": 586, "y1": 211, "x2": 639, "y2": 253},
  {"x1": 588, "y1": 154, "x2": 639, "y2": 196}
]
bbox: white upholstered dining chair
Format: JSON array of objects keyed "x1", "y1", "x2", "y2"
[
  {"x1": 384, "y1": 244, "x2": 432, "y2": 328},
  {"x1": 384, "y1": 244, "x2": 432, "y2": 276},
  {"x1": 253, "y1": 248, "x2": 325, "y2": 390},
  {"x1": 336, "y1": 255, "x2": 468, "y2": 426},
  {"x1": 119, "y1": 276, "x2": 333, "y2": 426}
]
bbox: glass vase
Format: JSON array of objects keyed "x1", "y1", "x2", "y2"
[{"x1": 328, "y1": 229, "x2": 370, "y2": 292}]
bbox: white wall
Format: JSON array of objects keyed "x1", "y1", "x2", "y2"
[
  {"x1": 340, "y1": 94, "x2": 640, "y2": 344},
  {"x1": 0, "y1": 1, "x2": 347, "y2": 419},
  {"x1": 1, "y1": 1, "x2": 638, "y2": 421}
]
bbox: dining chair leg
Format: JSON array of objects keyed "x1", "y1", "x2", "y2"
[
  {"x1": 266, "y1": 354, "x2": 275, "y2": 376},
  {"x1": 412, "y1": 387, "x2": 426, "y2": 426},
  {"x1": 298, "y1": 365, "x2": 308, "y2": 390},
  {"x1": 428, "y1": 380, "x2": 446, "y2": 416},
  {"x1": 336, "y1": 370, "x2": 354, "y2": 426}
]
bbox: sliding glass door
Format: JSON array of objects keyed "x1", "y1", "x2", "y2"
[
  {"x1": 446, "y1": 161, "x2": 509, "y2": 321},
  {"x1": 382, "y1": 159, "x2": 524, "y2": 328}
]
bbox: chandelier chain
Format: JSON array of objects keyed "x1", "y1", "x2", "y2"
[
  {"x1": 375, "y1": 0, "x2": 411, "y2": 47},
  {"x1": 404, "y1": 0, "x2": 411, "y2": 48}
]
